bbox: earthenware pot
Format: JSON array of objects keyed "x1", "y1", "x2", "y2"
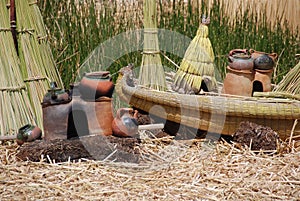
[
  {"x1": 79, "y1": 71, "x2": 115, "y2": 100},
  {"x1": 222, "y1": 66, "x2": 255, "y2": 97},
  {"x1": 228, "y1": 49, "x2": 254, "y2": 70},
  {"x1": 249, "y1": 49, "x2": 278, "y2": 70},
  {"x1": 112, "y1": 108, "x2": 139, "y2": 137},
  {"x1": 16, "y1": 124, "x2": 42, "y2": 145}
]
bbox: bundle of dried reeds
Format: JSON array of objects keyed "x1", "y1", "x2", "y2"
[
  {"x1": 138, "y1": 0, "x2": 166, "y2": 91},
  {"x1": 173, "y1": 17, "x2": 218, "y2": 94},
  {"x1": 273, "y1": 61, "x2": 300, "y2": 94},
  {"x1": 0, "y1": 1, "x2": 35, "y2": 136},
  {"x1": 16, "y1": 0, "x2": 63, "y2": 130}
]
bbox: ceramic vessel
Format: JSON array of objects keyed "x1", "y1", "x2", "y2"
[
  {"x1": 16, "y1": 124, "x2": 42, "y2": 145},
  {"x1": 79, "y1": 71, "x2": 115, "y2": 100},
  {"x1": 222, "y1": 66, "x2": 255, "y2": 97},
  {"x1": 228, "y1": 49, "x2": 254, "y2": 70},
  {"x1": 112, "y1": 108, "x2": 139, "y2": 137},
  {"x1": 249, "y1": 49, "x2": 278, "y2": 70}
]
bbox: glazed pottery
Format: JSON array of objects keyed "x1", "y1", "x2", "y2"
[
  {"x1": 249, "y1": 49, "x2": 278, "y2": 70},
  {"x1": 228, "y1": 49, "x2": 254, "y2": 70},
  {"x1": 16, "y1": 124, "x2": 42, "y2": 145},
  {"x1": 222, "y1": 66, "x2": 255, "y2": 97},
  {"x1": 112, "y1": 108, "x2": 139, "y2": 137},
  {"x1": 79, "y1": 71, "x2": 115, "y2": 100}
]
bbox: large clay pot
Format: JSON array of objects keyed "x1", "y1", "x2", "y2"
[
  {"x1": 249, "y1": 49, "x2": 278, "y2": 70},
  {"x1": 79, "y1": 71, "x2": 115, "y2": 100},
  {"x1": 228, "y1": 49, "x2": 254, "y2": 70},
  {"x1": 222, "y1": 66, "x2": 255, "y2": 97},
  {"x1": 16, "y1": 124, "x2": 42, "y2": 145},
  {"x1": 112, "y1": 108, "x2": 139, "y2": 137}
]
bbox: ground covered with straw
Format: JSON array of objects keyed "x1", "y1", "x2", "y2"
[{"x1": 1, "y1": 135, "x2": 299, "y2": 201}]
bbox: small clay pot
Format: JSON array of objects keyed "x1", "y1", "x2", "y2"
[
  {"x1": 112, "y1": 108, "x2": 139, "y2": 137},
  {"x1": 228, "y1": 49, "x2": 254, "y2": 70},
  {"x1": 253, "y1": 54, "x2": 275, "y2": 70},
  {"x1": 79, "y1": 71, "x2": 115, "y2": 100},
  {"x1": 249, "y1": 49, "x2": 278, "y2": 70},
  {"x1": 16, "y1": 124, "x2": 42, "y2": 145}
]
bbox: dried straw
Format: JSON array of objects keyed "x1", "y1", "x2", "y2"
[
  {"x1": 173, "y1": 18, "x2": 218, "y2": 94},
  {"x1": 0, "y1": 135, "x2": 299, "y2": 200},
  {"x1": 273, "y1": 61, "x2": 300, "y2": 95},
  {"x1": 0, "y1": 0, "x2": 35, "y2": 136},
  {"x1": 16, "y1": 0, "x2": 63, "y2": 131},
  {"x1": 138, "y1": 0, "x2": 167, "y2": 91}
]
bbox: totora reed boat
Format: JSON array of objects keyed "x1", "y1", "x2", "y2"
[{"x1": 116, "y1": 66, "x2": 300, "y2": 141}]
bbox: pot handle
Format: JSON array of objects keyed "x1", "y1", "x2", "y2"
[{"x1": 229, "y1": 49, "x2": 248, "y2": 56}]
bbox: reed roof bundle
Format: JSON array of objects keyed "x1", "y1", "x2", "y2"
[
  {"x1": 138, "y1": 0, "x2": 166, "y2": 91},
  {"x1": 15, "y1": 0, "x2": 63, "y2": 131},
  {"x1": 0, "y1": 1, "x2": 35, "y2": 136},
  {"x1": 173, "y1": 18, "x2": 218, "y2": 94},
  {"x1": 0, "y1": 135, "x2": 299, "y2": 200},
  {"x1": 273, "y1": 61, "x2": 300, "y2": 95}
]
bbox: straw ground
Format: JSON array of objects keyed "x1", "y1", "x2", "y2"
[{"x1": 0, "y1": 135, "x2": 299, "y2": 200}]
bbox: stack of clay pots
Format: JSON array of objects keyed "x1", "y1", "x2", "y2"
[{"x1": 222, "y1": 49, "x2": 277, "y2": 97}]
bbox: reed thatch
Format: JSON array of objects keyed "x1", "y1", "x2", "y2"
[
  {"x1": 16, "y1": 0, "x2": 63, "y2": 131},
  {"x1": 173, "y1": 17, "x2": 218, "y2": 94},
  {"x1": 0, "y1": 1, "x2": 35, "y2": 137},
  {"x1": 138, "y1": 0, "x2": 167, "y2": 91}
]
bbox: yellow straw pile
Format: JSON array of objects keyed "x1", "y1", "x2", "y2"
[
  {"x1": 173, "y1": 17, "x2": 217, "y2": 94},
  {"x1": 138, "y1": 0, "x2": 167, "y2": 91}
]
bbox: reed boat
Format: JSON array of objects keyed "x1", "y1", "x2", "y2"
[{"x1": 116, "y1": 67, "x2": 300, "y2": 141}]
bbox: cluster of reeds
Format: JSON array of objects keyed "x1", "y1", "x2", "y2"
[
  {"x1": 138, "y1": 0, "x2": 166, "y2": 91},
  {"x1": 16, "y1": 0, "x2": 63, "y2": 130},
  {"x1": 0, "y1": 1, "x2": 35, "y2": 136},
  {"x1": 38, "y1": 0, "x2": 299, "y2": 87},
  {"x1": 274, "y1": 61, "x2": 300, "y2": 94}
]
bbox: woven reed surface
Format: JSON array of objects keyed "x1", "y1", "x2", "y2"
[{"x1": 116, "y1": 71, "x2": 300, "y2": 139}]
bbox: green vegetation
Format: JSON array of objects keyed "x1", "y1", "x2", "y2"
[{"x1": 38, "y1": 0, "x2": 299, "y2": 87}]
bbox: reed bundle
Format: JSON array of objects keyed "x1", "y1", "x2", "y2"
[
  {"x1": 273, "y1": 61, "x2": 300, "y2": 95},
  {"x1": 138, "y1": 0, "x2": 166, "y2": 91},
  {"x1": 173, "y1": 18, "x2": 218, "y2": 94},
  {"x1": 0, "y1": 1, "x2": 35, "y2": 136},
  {"x1": 16, "y1": 0, "x2": 63, "y2": 131}
]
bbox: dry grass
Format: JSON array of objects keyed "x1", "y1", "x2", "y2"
[
  {"x1": 106, "y1": 0, "x2": 299, "y2": 34},
  {"x1": 1, "y1": 135, "x2": 300, "y2": 200}
]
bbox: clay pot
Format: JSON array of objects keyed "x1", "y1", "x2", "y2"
[
  {"x1": 228, "y1": 49, "x2": 254, "y2": 70},
  {"x1": 249, "y1": 49, "x2": 278, "y2": 70},
  {"x1": 79, "y1": 71, "x2": 115, "y2": 100},
  {"x1": 16, "y1": 124, "x2": 42, "y2": 145},
  {"x1": 112, "y1": 108, "x2": 139, "y2": 137},
  {"x1": 253, "y1": 69, "x2": 274, "y2": 92},
  {"x1": 222, "y1": 66, "x2": 255, "y2": 97}
]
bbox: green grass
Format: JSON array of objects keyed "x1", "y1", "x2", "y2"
[{"x1": 38, "y1": 0, "x2": 299, "y2": 87}]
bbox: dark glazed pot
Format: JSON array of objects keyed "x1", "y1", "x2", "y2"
[
  {"x1": 228, "y1": 49, "x2": 254, "y2": 70},
  {"x1": 79, "y1": 71, "x2": 115, "y2": 100},
  {"x1": 249, "y1": 49, "x2": 278, "y2": 70},
  {"x1": 16, "y1": 124, "x2": 42, "y2": 145},
  {"x1": 112, "y1": 108, "x2": 139, "y2": 137}
]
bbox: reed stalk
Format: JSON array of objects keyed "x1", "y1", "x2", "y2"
[
  {"x1": 138, "y1": 0, "x2": 166, "y2": 91},
  {"x1": 16, "y1": 0, "x2": 64, "y2": 131},
  {"x1": 0, "y1": 0, "x2": 35, "y2": 136}
]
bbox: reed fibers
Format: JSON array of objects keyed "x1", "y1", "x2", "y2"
[
  {"x1": 138, "y1": 0, "x2": 166, "y2": 91},
  {"x1": 273, "y1": 61, "x2": 300, "y2": 95},
  {"x1": 0, "y1": 0, "x2": 35, "y2": 136},
  {"x1": 173, "y1": 17, "x2": 218, "y2": 94},
  {"x1": 16, "y1": 0, "x2": 63, "y2": 131}
]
